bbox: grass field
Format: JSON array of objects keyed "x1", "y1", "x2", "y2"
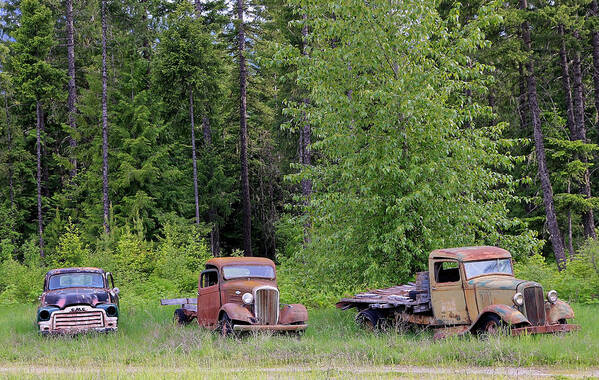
[{"x1": 1, "y1": 302, "x2": 598, "y2": 378}]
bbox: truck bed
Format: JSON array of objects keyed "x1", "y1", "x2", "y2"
[{"x1": 336, "y1": 271, "x2": 431, "y2": 313}]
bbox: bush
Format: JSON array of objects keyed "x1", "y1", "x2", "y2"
[
  {"x1": 514, "y1": 239, "x2": 599, "y2": 304},
  {"x1": 0, "y1": 220, "x2": 212, "y2": 305}
]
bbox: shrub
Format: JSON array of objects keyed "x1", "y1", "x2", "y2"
[{"x1": 514, "y1": 239, "x2": 599, "y2": 304}]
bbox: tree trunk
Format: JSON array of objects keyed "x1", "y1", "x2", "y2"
[
  {"x1": 237, "y1": 0, "x2": 252, "y2": 257},
  {"x1": 301, "y1": 14, "x2": 312, "y2": 246},
  {"x1": 567, "y1": 180, "x2": 574, "y2": 258},
  {"x1": 202, "y1": 115, "x2": 220, "y2": 256},
  {"x1": 558, "y1": 25, "x2": 575, "y2": 136},
  {"x1": 520, "y1": 0, "x2": 567, "y2": 269},
  {"x1": 101, "y1": 0, "x2": 110, "y2": 234},
  {"x1": 591, "y1": 0, "x2": 599, "y2": 134},
  {"x1": 36, "y1": 101, "x2": 44, "y2": 258},
  {"x1": 517, "y1": 63, "x2": 529, "y2": 130},
  {"x1": 571, "y1": 31, "x2": 597, "y2": 239},
  {"x1": 190, "y1": 88, "x2": 200, "y2": 226},
  {"x1": 4, "y1": 94, "x2": 13, "y2": 209},
  {"x1": 194, "y1": 0, "x2": 203, "y2": 17},
  {"x1": 66, "y1": 0, "x2": 77, "y2": 178}
]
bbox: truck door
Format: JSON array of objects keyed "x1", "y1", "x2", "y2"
[
  {"x1": 430, "y1": 259, "x2": 470, "y2": 325},
  {"x1": 197, "y1": 269, "x2": 221, "y2": 327}
]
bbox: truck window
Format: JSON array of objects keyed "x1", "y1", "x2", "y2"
[
  {"x1": 434, "y1": 261, "x2": 460, "y2": 283},
  {"x1": 201, "y1": 271, "x2": 218, "y2": 288}
]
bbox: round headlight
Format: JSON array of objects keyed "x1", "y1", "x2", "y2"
[
  {"x1": 242, "y1": 292, "x2": 254, "y2": 305},
  {"x1": 106, "y1": 305, "x2": 117, "y2": 317},
  {"x1": 39, "y1": 309, "x2": 51, "y2": 321},
  {"x1": 513, "y1": 292, "x2": 524, "y2": 306},
  {"x1": 547, "y1": 290, "x2": 558, "y2": 303}
]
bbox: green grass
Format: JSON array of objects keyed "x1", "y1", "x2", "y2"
[{"x1": 0, "y1": 302, "x2": 598, "y2": 378}]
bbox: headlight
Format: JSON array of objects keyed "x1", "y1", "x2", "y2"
[
  {"x1": 37, "y1": 307, "x2": 59, "y2": 322},
  {"x1": 512, "y1": 292, "x2": 524, "y2": 306},
  {"x1": 97, "y1": 303, "x2": 119, "y2": 317},
  {"x1": 547, "y1": 290, "x2": 558, "y2": 303},
  {"x1": 242, "y1": 292, "x2": 254, "y2": 305}
]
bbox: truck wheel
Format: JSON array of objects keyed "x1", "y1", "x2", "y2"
[
  {"x1": 218, "y1": 313, "x2": 235, "y2": 337},
  {"x1": 479, "y1": 314, "x2": 504, "y2": 336},
  {"x1": 356, "y1": 309, "x2": 381, "y2": 331},
  {"x1": 174, "y1": 309, "x2": 191, "y2": 325}
]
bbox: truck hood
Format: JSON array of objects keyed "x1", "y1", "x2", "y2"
[
  {"x1": 467, "y1": 276, "x2": 538, "y2": 291},
  {"x1": 43, "y1": 288, "x2": 111, "y2": 309}
]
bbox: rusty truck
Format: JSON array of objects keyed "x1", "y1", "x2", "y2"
[
  {"x1": 337, "y1": 246, "x2": 580, "y2": 337},
  {"x1": 161, "y1": 257, "x2": 308, "y2": 335},
  {"x1": 37, "y1": 267, "x2": 120, "y2": 334}
]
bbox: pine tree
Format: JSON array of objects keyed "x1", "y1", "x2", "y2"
[{"x1": 11, "y1": 0, "x2": 65, "y2": 257}]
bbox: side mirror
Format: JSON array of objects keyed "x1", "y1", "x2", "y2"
[{"x1": 113, "y1": 287, "x2": 120, "y2": 295}]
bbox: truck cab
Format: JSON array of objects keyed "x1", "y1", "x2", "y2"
[
  {"x1": 429, "y1": 246, "x2": 576, "y2": 334},
  {"x1": 37, "y1": 267, "x2": 120, "y2": 334},
  {"x1": 338, "y1": 246, "x2": 579, "y2": 336},
  {"x1": 163, "y1": 257, "x2": 308, "y2": 335}
]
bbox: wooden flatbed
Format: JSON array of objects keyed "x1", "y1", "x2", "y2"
[{"x1": 336, "y1": 272, "x2": 431, "y2": 314}]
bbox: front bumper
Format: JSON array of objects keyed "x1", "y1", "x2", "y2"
[
  {"x1": 233, "y1": 324, "x2": 307, "y2": 332},
  {"x1": 511, "y1": 323, "x2": 580, "y2": 336},
  {"x1": 38, "y1": 305, "x2": 118, "y2": 334},
  {"x1": 40, "y1": 326, "x2": 117, "y2": 335}
]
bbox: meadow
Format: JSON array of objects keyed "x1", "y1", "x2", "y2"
[{"x1": 1, "y1": 303, "x2": 598, "y2": 378}]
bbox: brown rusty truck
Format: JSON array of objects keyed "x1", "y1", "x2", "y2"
[
  {"x1": 37, "y1": 267, "x2": 120, "y2": 334},
  {"x1": 161, "y1": 257, "x2": 308, "y2": 335},
  {"x1": 337, "y1": 246, "x2": 579, "y2": 337}
]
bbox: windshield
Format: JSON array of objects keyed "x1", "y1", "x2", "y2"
[
  {"x1": 464, "y1": 259, "x2": 513, "y2": 279},
  {"x1": 222, "y1": 265, "x2": 275, "y2": 280},
  {"x1": 48, "y1": 273, "x2": 105, "y2": 290}
]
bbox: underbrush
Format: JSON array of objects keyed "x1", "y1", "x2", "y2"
[{"x1": 1, "y1": 303, "x2": 597, "y2": 369}]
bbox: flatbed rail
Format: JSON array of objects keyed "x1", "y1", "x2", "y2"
[{"x1": 160, "y1": 298, "x2": 197, "y2": 312}]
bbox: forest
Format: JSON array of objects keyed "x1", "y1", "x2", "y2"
[{"x1": 0, "y1": 0, "x2": 598, "y2": 306}]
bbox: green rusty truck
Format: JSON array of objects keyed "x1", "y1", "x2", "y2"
[{"x1": 337, "y1": 246, "x2": 579, "y2": 338}]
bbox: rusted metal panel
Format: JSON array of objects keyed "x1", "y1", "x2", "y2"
[
  {"x1": 511, "y1": 323, "x2": 580, "y2": 336},
  {"x1": 523, "y1": 286, "x2": 545, "y2": 326},
  {"x1": 233, "y1": 324, "x2": 307, "y2": 332},
  {"x1": 431, "y1": 246, "x2": 511, "y2": 262},
  {"x1": 279, "y1": 304, "x2": 308, "y2": 325},
  {"x1": 338, "y1": 246, "x2": 580, "y2": 338},
  {"x1": 164, "y1": 257, "x2": 308, "y2": 333},
  {"x1": 546, "y1": 300, "x2": 575, "y2": 324}
]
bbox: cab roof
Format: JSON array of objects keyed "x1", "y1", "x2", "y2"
[
  {"x1": 430, "y1": 246, "x2": 512, "y2": 262},
  {"x1": 45, "y1": 267, "x2": 105, "y2": 276},
  {"x1": 205, "y1": 257, "x2": 275, "y2": 269}
]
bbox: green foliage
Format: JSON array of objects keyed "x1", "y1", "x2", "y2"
[
  {"x1": 515, "y1": 239, "x2": 599, "y2": 304},
  {"x1": 277, "y1": 0, "x2": 541, "y2": 298},
  {"x1": 50, "y1": 219, "x2": 91, "y2": 267},
  {"x1": 0, "y1": 221, "x2": 211, "y2": 305}
]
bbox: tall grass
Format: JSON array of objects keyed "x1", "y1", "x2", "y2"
[{"x1": 1, "y1": 303, "x2": 598, "y2": 372}]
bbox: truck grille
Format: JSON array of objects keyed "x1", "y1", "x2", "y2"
[
  {"x1": 523, "y1": 286, "x2": 546, "y2": 326},
  {"x1": 255, "y1": 287, "x2": 279, "y2": 325},
  {"x1": 53, "y1": 311, "x2": 104, "y2": 330}
]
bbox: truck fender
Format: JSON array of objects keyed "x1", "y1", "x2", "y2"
[
  {"x1": 219, "y1": 303, "x2": 255, "y2": 324},
  {"x1": 279, "y1": 304, "x2": 308, "y2": 325},
  {"x1": 546, "y1": 300, "x2": 574, "y2": 324},
  {"x1": 469, "y1": 304, "x2": 530, "y2": 332}
]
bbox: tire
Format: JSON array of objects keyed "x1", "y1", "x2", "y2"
[
  {"x1": 174, "y1": 309, "x2": 191, "y2": 325},
  {"x1": 218, "y1": 313, "x2": 235, "y2": 337},
  {"x1": 478, "y1": 314, "x2": 504, "y2": 336},
  {"x1": 356, "y1": 309, "x2": 382, "y2": 331}
]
